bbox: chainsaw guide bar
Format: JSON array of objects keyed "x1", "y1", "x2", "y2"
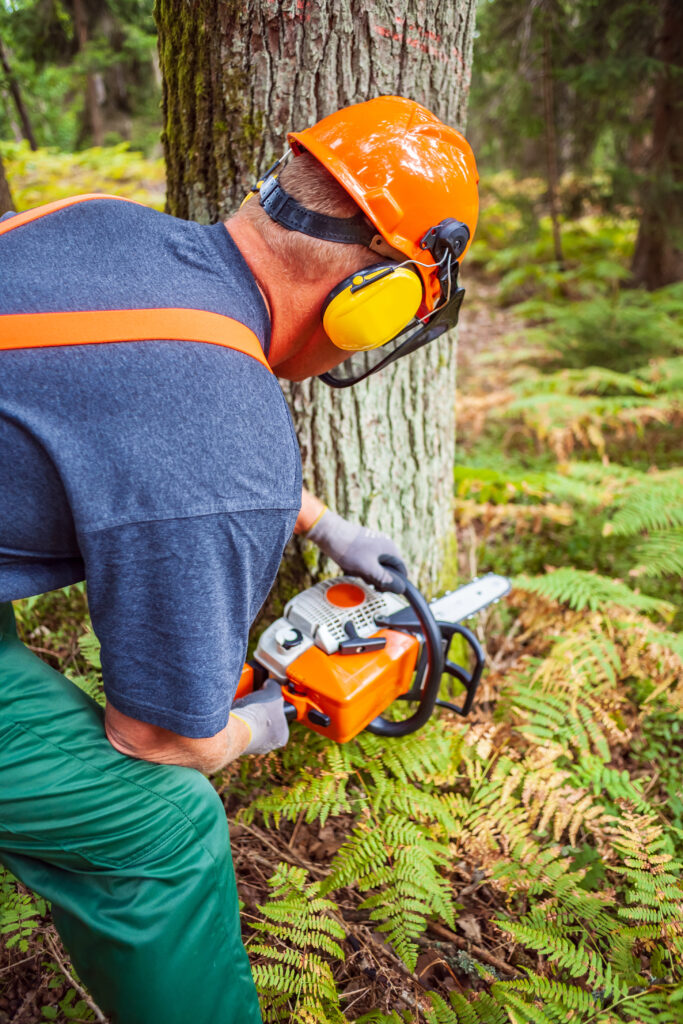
[{"x1": 381, "y1": 573, "x2": 512, "y2": 631}]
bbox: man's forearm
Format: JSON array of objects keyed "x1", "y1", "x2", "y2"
[
  {"x1": 105, "y1": 702, "x2": 252, "y2": 774},
  {"x1": 294, "y1": 486, "x2": 326, "y2": 534}
]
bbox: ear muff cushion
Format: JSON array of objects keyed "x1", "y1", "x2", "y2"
[{"x1": 323, "y1": 265, "x2": 423, "y2": 351}]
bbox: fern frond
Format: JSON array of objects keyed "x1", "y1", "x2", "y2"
[
  {"x1": 633, "y1": 528, "x2": 683, "y2": 578},
  {"x1": 514, "y1": 567, "x2": 673, "y2": 617},
  {"x1": 495, "y1": 918, "x2": 619, "y2": 994},
  {"x1": 494, "y1": 974, "x2": 600, "y2": 1015},
  {"x1": 250, "y1": 863, "x2": 346, "y2": 1024},
  {"x1": 608, "y1": 812, "x2": 683, "y2": 934},
  {"x1": 323, "y1": 814, "x2": 454, "y2": 971},
  {"x1": 425, "y1": 991, "x2": 508, "y2": 1024},
  {"x1": 0, "y1": 868, "x2": 47, "y2": 952},
  {"x1": 636, "y1": 354, "x2": 683, "y2": 395},
  {"x1": 605, "y1": 469, "x2": 683, "y2": 536}
]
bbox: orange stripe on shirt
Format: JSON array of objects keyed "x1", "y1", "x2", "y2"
[
  {"x1": 0, "y1": 308, "x2": 271, "y2": 371},
  {"x1": 0, "y1": 194, "x2": 142, "y2": 236}
]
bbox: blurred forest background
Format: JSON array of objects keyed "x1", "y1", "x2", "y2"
[{"x1": 1, "y1": 1, "x2": 682, "y2": 1022}]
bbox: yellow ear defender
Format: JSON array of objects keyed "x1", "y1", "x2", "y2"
[
  {"x1": 240, "y1": 181, "x2": 264, "y2": 208},
  {"x1": 321, "y1": 263, "x2": 424, "y2": 352}
]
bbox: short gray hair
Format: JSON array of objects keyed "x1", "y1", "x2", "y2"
[{"x1": 233, "y1": 152, "x2": 377, "y2": 283}]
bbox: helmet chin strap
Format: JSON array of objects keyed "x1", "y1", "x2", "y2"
[{"x1": 259, "y1": 176, "x2": 377, "y2": 247}]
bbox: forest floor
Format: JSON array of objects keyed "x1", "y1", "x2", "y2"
[{"x1": 0, "y1": 272, "x2": 527, "y2": 1023}]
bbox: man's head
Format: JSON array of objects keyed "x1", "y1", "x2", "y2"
[{"x1": 227, "y1": 96, "x2": 479, "y2": 384}]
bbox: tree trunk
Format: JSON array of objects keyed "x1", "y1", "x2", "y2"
[
  {"x1": 156, "y1": 0, "x2": 477, "y2": 594},
  {"x1": 631, "y1": 0, "x2": 683, "y2": 290},
  {"x1": 0, "y1": 35, "x2": 38, "y2": 150},
  {"x1": 72, "y1": 0, "x2": 105, "y2": 147},
  {"x1": 541, "y1": 13, "x2": 563, "y2": 269},
  {"x1": 0, "y1": 153, "x2": 13, "y2": 215}
]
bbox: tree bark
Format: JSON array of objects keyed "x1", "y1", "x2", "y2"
[
  {"x1": 0, "y1": 35, "x2": 37, "y2": 150},
  {"x1": 156, "y1": 0, "x2": 477, "y2": 593},
  {"x1": 541, "y1": 13, "x2": 563, "y2": 269},
  {"x1": 631, "y1": 0, "x2": 683, "y2": 290},
  {"x1": 0, "y1": 153, "x2": 13, "y2": 215},
  {"x1": 72, "y1": 0, "x2": 105, "y2": 147}
]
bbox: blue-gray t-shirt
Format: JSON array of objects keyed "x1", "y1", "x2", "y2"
[{"x1": 0, "y1": 197, "x2": 302, "y2": 737}]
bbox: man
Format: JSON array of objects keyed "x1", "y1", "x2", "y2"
[{"x1": 0, "y1": 96, "x2": 478, "y2": 1022}]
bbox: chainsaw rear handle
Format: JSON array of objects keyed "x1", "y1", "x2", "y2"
[{"x1": 364, "y1": 561, "x2": 445, "y2": 738}]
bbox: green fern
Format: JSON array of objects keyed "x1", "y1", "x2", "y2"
[
  {"x1": 495, "y1": 919, "x2": 622, "y2": 997},
  {"x1": 0, "y1": 866, "x2": 47, "y2": 952},
  {"x1": 605, "y1": 470, "x2": 683, "y2": 537},
  {"x1": 241, "y1": 723, "x2": 461, "y2": 828},
  {"x1": 424, "y1": 991, "x2": 509, "y2": 1024},
  {"x1": 514, "y1": 567, "x2": 673, "y2": 616},
  {"x1": 636, "y1": 354, "x2": 683, "y2": 395},
  {"x1": 249, "y1": 863, "x2": 347, "y2": 1024},
  {"x1": 633, "y1": 528, "x2": 683, "y2": 578},
  {"x1": 322, "y1": 814, "x2": 454, "y2": 971},
  {"x1": 508, "y1": 682, "x2": 611, "y2": 758},
  {"x1": 609, "y1": 811, "x2": 683, "y2": 935}
]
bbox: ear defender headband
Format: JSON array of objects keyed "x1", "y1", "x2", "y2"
[{"x1": 245, "y1": 158, "x2": 470, "y2": 386}]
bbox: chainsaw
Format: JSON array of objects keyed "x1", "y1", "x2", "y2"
[{"x1": 233, "y1": 567, "x2": 510, "y2": 743}]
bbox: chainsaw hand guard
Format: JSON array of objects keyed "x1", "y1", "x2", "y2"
[{"x1": 364, "y1": 562, "x2": 445, "y2": 738}]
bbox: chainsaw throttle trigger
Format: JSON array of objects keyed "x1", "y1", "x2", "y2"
[
  {"x1": 307, "y1": 709, "x2": 331, "y2": 727},
  {"x1": 338, "y1": 620, "x2": 387, "y2": 656}
]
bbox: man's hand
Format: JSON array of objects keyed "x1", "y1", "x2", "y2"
[
  {"x1": 230, "y1": 680, "x2": 290, "y2": 755},
  {"x1": 306, "y1": 507, "x2": 407, "y2": 592}
]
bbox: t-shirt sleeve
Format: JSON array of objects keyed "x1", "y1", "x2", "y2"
[{"x1": 79, "y1": 508, "x2": 297, "y2": 737}]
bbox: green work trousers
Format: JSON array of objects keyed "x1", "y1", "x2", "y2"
[{"x1": 0, "y1": 602, "x2": 262, "y2": 1024}]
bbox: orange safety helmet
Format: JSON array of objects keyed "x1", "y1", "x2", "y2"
[{"x1": 288, "y1": 95, "x2": 479, "y2": 311}]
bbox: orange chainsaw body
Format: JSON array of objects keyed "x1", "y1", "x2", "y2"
[
  {"x1": 234, "y1": 663, "x2": 255, "y2": 702},
  {"x1": 232, "y1": 572, "x2": 509, "y2": 742},
  {"x1": 284, "y1": 628, "x2": 419, "y2": 743}
]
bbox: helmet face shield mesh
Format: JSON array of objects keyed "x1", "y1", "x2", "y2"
[
  {"x1": 321, "y1": 336, "x2": 409, "y2": 388},
  {"x1": 319, "y1": 284, "x2": 465, "y2": 388}
]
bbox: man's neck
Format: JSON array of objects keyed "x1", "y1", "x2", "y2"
[{"x1": 223, "y1": 217, "x2": 343, "y2": 378}]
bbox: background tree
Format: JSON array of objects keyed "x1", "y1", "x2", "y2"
[
  {"x1": 0, "y1": 33, "x2": 37, "y2": 149},
  {"x1": 0, "y1": 154, "x2": 13, "y2": 214},
  {"x1": 156, "y1": 0, "x2": 477, "y2": 592},
  {"x1": 0, "y1": 0, "x2": 160, "y2": 152},
  {"x1": 469, "y1": 0, "x2": 681, "y2": 287},
  {"x1": 631, "y1": 0, "x2": 683, "y2": 289}
]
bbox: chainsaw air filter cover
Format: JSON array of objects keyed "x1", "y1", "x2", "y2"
[{"x1": 287, "y1": 577, "x2": 407, "y2": 653}]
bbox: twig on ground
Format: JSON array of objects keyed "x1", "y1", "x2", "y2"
[
  {"x1": 425, "y1": 921, "x2": 519, "y2": 977},
  {"x1": 0, "y1": 951, "x2": 40, "y2": 975},
  {"x1": 233, "y1": 821, "x2": 326, "y2": 878},
  {"x1": 288, "y1": 808, "x2": 306, "y2": 849},
  {"x1": 45, "y1": 931, "x2": 108, "y2": 1023}
]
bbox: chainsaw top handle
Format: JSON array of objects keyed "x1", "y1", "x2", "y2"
[{"x1": 364, "y1": 557, "x2": 445, "y2": 737}]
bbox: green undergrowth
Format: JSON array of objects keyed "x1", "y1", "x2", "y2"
[{"x1": 1, "y1": 140, "x2": 165, "y2": 211}]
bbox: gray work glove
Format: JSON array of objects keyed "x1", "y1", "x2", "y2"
[
  {"x1": 306, "y1": 508, "x2": 407, "y2": 593},
  {"x1": 231, "y1": 679, "x2": 289, "y2": 755}
]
